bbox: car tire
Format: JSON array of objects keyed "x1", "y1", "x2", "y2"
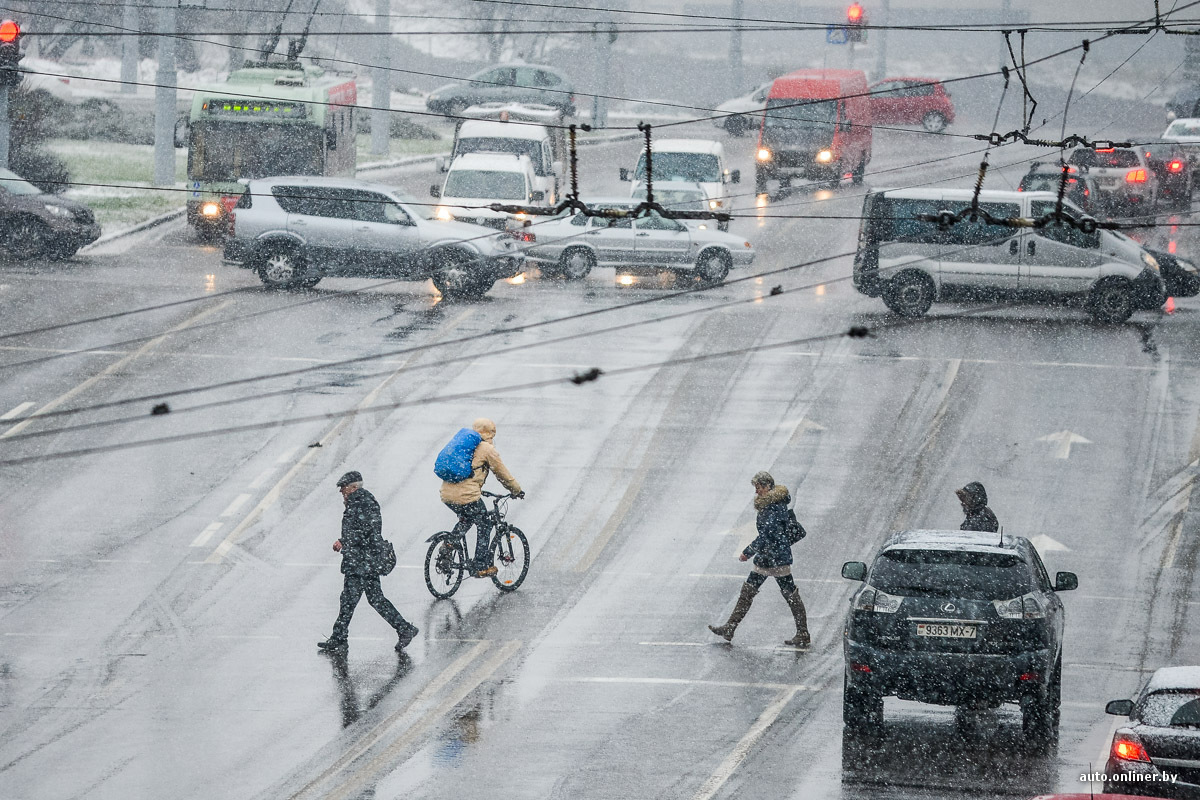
[
  {"x1": 1022, "y1": 659, "x2": 1061, "y2": 750},
  {"x1": 843, "y1": 674, "x2": 884, "y2": 731},
  {"x1": 45, "y1": 243, "x2": 81, "y2": 262},
  {"x1": 559, "y1": 247, "x2": 595, "y2": 280},
  {"x1": 922, "y1": 111, "x2": 948, "y2": 133},
  {"x1": 1087, "y1": 280, "x2": 1135, "y2": 323},
  {"x1": 256, "y1": 243, "x2": 305, "y2": 288},
  {"x1": 695, "y1": 248, "x2": 732, "y2": 285},
  {"x1": 882, "y1": 270, "x2": 935, "y2": 317},
  {"x1": 724, "y1": 115, "x2": 748, "y2": 137},
  {"x1": 431, "y1": 249, "x2": 483, "y2": 299},
  {"x1": 1, "y1": 215, "x2": 51, "y2": 261}
]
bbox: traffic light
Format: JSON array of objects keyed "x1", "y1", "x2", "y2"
[
  {"x1": 0, "y1": 19, "x2": 23, "y2": 88},
  {"x1": 846, "y1": 4, "x2": 867, "y2": 43}
]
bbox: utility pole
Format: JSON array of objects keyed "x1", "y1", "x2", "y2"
[
  {"x1": 873, "y1": 0, "x2": 890, "y2": 80},
  {"x1": 591, "y1": 19, "x2": 613, "y2": 127},
  {"x1": 370, "y1": 0, "x2": 391, "y2": 156},
  {"x1": 0, "y1": 89, "x2": 8, "y2": 170},
  {"x1": 153, "y1": 0, "x2": 177, "y2": 187},
  {"x1": 121, "y1": 0, "x2": 138, "y2": 94},
  {"x1": 729, "y1": 0, "x2": 743, "y2": 96}
]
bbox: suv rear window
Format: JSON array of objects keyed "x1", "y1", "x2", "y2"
[
  {"x1": 871, "y1": 548, "x2": 1032, "y2": 600},
  {"x1": 1069, "y1": 149, "x2": 1139, "y2": 168},
  {"x1": 1138, "y1": 692, "x2": 1200, "y2": 728}
]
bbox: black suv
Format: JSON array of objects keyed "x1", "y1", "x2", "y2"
[{"x1": 840, "y1": 530, "x2": 1078, "y2": 747}]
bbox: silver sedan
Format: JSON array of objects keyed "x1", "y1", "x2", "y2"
[{"x1": 527, "y1": 207, "x2": 755, "y2": 282}]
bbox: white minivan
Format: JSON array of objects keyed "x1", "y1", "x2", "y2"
[
  {"x1": 436, "y1": 118, "x2": 562, "y2": 207},
  {"x1": 619, "y1": 139, "x2": 740, "y2": 217},
  {"x1": 431, "y1": 152, "x2": 546, "y2": 229},
  {"x1": 852, "y1": 188, "x2": 1165, "y2": 323}
]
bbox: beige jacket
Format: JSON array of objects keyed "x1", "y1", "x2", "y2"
[{"x1": 440, "y1": 426, "x2": 522, "y2": 505}]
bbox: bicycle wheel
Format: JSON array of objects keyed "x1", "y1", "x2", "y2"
[
  {"x1": 424, "y1": 536, "x2": 467, "y2": 599},
  {"x1": 490, "y1": 524, "x2": 530, "y2": 592}
]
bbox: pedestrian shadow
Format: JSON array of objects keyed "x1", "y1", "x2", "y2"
[{"x1": 324, "y1": 649, "x2": 414, "y2": 729}]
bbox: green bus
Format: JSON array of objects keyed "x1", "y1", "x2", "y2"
[{"x1": 186, "y1": 64, "x2": 357, "y2": 237}]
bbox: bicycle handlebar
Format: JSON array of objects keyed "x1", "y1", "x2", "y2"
[{"x1": 481, "y1": 491, "x2": 520, "y2": 499}]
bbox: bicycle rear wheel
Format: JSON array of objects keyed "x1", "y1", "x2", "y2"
[
  {"x1": 425, "y1": 536, "x2": 467, "y2": 598},
  {"x1": 490, "y1": 524, "x2": 530, "y2": 592}
]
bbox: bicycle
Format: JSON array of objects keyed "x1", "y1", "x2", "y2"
[{"x1": 423, "y1": 491, "x2": 530, "y2": 598}]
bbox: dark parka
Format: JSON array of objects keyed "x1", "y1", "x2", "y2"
[
  {"x1": 340, "y1": 488, "x2": 386, "y2": 575},
  {"x1": 958, "y1": 482, "x2": 999, "y2": 533},
  {"x1": 742, "y1": 486, "x2": 794, "y2": 569}
]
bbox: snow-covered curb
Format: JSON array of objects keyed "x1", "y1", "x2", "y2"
[{"x1": 79, "y1": 207, "x2": 187, "y2": 252}]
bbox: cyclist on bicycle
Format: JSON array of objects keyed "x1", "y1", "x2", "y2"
[{"x1": 440, "y1": 418, "x2": 524, "y2": 578}]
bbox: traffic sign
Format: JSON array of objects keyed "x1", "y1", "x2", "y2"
[{"x1": 826, "y1": 25, "x2": 848, "y2": 45}]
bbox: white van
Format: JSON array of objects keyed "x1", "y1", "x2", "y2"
[
  {"x1": 853, "y1": 188, "x2": 1165, "y2": 323},
  {"x1": 436, "y1": 118, "x2": 562, "y2": 206},
  {"x1": 431, "y1": 152, "x2": 545, "y2": 229},
  {"x1": 619, "y1": 139, "x2": 740, "y2": 216}
]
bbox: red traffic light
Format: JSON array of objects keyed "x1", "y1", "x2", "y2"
[
  {"x1": 0, "y1": 20, "x2": 19, "y2": 43},
  {"x1": 847, "y1": 3, "x2": 864, "y2": 23}
]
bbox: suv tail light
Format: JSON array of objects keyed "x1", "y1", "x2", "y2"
[
  {"x1": 1112, "y1": 734, "x2": 1151, "y2": 762},
  {"x1": 1126, "y1": 169, "x2": 1148, "y2": 183},
  {"x1": 853, "y1": 587, "x2": 902, "y2": 613},
  {"x1": 993, "y1": 593, "x2": 1046, "y2": 619},
  {"x1": 1169, "y1": 159, "x2": 1185, "y2": 173}
]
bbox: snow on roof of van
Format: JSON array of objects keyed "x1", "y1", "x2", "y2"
[
  {"x1": 449, "y1": 152, "x2": 535, "y2": 172},
  {"x1": 874, "y1": 188, "x2": 1043, "y2": 202},
  {"x1": 457, "y1": 119, "x2": 548, "y2": 141},
  {"x1": 650, "y1": 138, "x2": 724, "y2": 155}
]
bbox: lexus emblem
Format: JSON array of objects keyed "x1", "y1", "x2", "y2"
[{"x1": 941, "y1": 602, "x2": 957, "y2": 613}]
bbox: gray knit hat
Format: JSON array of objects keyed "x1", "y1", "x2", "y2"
[{"x1": 751, "y1": 471, "x2": 775, "y2": 488}]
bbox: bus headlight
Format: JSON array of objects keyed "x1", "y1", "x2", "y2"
[
  {"x1": 756, "y1": 148, "x2": 772, "y2": 162},
  {"x1": 816, "y1": 149, "x2": 834, "y2": 164},
  {"x1": 201, "y1": 202, "x2": 221, "y2": 217},
  {"x1": 436, "y1": 206, "x2": 453, "y2": 221}
]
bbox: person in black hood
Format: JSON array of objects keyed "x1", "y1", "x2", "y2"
[{"x1": 956, "y1": 482, "x2": 999, "y2": 533}]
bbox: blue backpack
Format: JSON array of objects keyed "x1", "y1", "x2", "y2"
[{"x1": 434, "y1": 428, "x2": 482, "y2": 482}]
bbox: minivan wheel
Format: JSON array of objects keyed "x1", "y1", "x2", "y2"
[
  {"x1": 2, "y1": 215, "x2": 51, "y2": 261},
  {"x1": 695, "y1": 249, "x2": 732, "y2": 285},
  {"x1": 883, "y1": 271, "x2": 935, "y2": 317},
  {"x1": 559, "y1": 247, "x2": 595, "y2": 280},
  {"x1": 257, "y1": 244, "x2": 304, "y2": 288},
  {"x1": 922, "y1": 111, "x2": 948, "y2": 133},
  {"x1": 1087, "y1": 281, "x2": 1135, "y2": 323},
  {"x1": 843, "y1": 674, "x2": 884, "y2": 731}
]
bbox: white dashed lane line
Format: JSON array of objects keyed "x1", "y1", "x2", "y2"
[
  {"x1": 0, "y1": 401, "x2": 35, "y2": 421},
  {"x1": 218, "y1": 493, "x2": 253, "y2": 518},
  {"x1": 190, "y1": 522, "x2": 224, "y2": 548}
]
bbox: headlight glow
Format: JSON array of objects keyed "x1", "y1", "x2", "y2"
[
  {"x1": 708, "y1": 199, "x2": 719, "y2": 209},
  {"x1": 1143, "y1": 251, "x2": 1160, "y2": 271},
  {"x1": 44, "y1": 204, "x2": 72, "y2": 217},
  {"x1": 816, "y1": 149, "x2": 834, "y2": 164},
  {"x1": 756, "y1": 148, "x2": 772, "y2": 162},
  {"x1": 436, "y1": 206, "x2": 452, "y2": 221},
  {"x1": 201, "y1": 202, "x2": 221, "y2": 217}
]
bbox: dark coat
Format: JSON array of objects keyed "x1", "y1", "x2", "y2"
[
  {"x1": 958, "y1": 481, "x2": 999, "y2": 533},
  {"x1": 743, "y1": 486, "x2": 794, "y2": 569},
  {"x1": 340, "y1": 487, "x2": 385, "y2": 576}
]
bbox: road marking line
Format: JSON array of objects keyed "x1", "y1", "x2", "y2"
[
  {"x1": 691, "y1": 687, "x2": 802, "y2": 800},
  {"x1": 0, "y1": 401, "x2": 35, "y2": 420},
  {"x1": 564, "y1": 677, "x2": 811, "y2": 691},
  {"x1": 1, "y1": 300, "x2": 231, "y2": 439},
  {"x1": 247, "y1": 467, "x2": 277, "y2": 489},
  {"x1": 1091, "y1": 717, "x2": 1123, "y2": 793},
  {"x1": 212, "y1": 635, "x2": 281, "y2": 639},
  {"x1": 218, "y1": 493, "x2": 253, "y2": 518},
  {"x1": 689, "y1": 573, "x2": 843, "y2": 583},
  {"x1": 275, "y1": 447, "x2": 299, "y2": 464},
  {"x1": 3, "y1": 632, "x2": 72, "y2": 637},
  {"x1": 190, "y1": 522, "x2": 223, "y2": 548},
  {"x1": 638, "y1": 641, "x2": 813, "y2": 652},
  {"x1": 93, "y1": 559, "x2": 150, "y2": 564},
  {"x1": 208, "y1": 309, "x2": 474, "y2": 564}
]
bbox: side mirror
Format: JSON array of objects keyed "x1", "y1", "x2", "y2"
[
  {"x1": 841, "y1": 561, "x2": 867, "y2": 581},
  {"x1": 1106, "y1": 699, "x2": 1134, "y2": 716},
  {"x1": 1054, "y1": 571, "x2": 1078, "y2": 592},
  {"x1": 551, "y1": 160, "x2": 563, "y2": 175},
  {"x1": 430, "y1": 184, "x2": 441, "y2": 198},
  {"x1": 729, "y1": 169, "x2": 741, "y2": 184},
  {"x1": 434, "y1": 156, "x2": 447, "y2": 173},
  {"x1": 619, "y1": 168, "x2": 630, "y2": 182},
  {"x1": 530, "y1": 190, "x2": 545, "y2": 202}
]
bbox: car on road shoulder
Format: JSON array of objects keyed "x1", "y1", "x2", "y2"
[
  {"x1": 853, "y1": 188, "x2": 1166, "y2": 323},
  {"x1": 525, "y1": 200, "x2": 753, "y2": 282},
  {"x1": 1068, "y1": 146, "x2": 1158, "y2": 215},
  {"x1": 432, "y1": 152, "x2": 546, "y2": 230},
  {"x1": 713, "y1": 81, "x2": 772, "y2": 136},
  {"x1": 840, "y1": 530, "x2": 1078, "y2": 749},
  {"x1": 221, "y1": 176, "x2": 523, "y2": 299},
  {"x1": 0, "y1": 168, "x2": 101, "y2": 261},
  {"x1": 868, "y1": 76, "x2": 956, "y2": 132},
  {"x1": 1103, "y1": 666, "x2": 1200, "y2": 799}
]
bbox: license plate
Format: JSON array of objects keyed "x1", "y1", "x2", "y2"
[
  {"x1": 1101, "y1": 178, "x2": 1119, "y2": 186},
  {"x1": 916, "y1": 623, "x2": 976, "y2": 639}
]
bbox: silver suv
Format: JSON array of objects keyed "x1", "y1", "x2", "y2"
[
  {"x1": 222, "y1": 176, "x2": 524, "y2": 299},
  {"x1": 1067, "y1": 146, "x2": 1158, "y2": 214}
]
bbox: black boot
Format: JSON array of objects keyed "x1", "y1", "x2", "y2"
[
  {"x1": 395, "y1": 624, "x2": 419, "y2": 651},
  {"x1": 318, "y1": 637, "x2": 348, "y2": 652},
  {"x1": 783, "y1": 590, "x2": 811, "y2": 647},
  {"x1": 709, "y1": 581, "x2": 759, "y2": 642}
]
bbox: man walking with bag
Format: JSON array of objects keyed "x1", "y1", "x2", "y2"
[
  {"x1": 318, "y1": 471, "x2": 418, "y2": 654},
  {"x1": 708, "y1": 471, "x2": 811, "y2": 648}
]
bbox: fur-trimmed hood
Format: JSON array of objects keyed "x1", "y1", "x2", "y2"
[{"x1": 754, "y1": 485, "x2": 791, "y2": 511}]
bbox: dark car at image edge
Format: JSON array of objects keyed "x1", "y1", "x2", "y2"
[
  {"x1": 841, "y1": 530, "x2": 1077, "y2": 749},
  {"x1": 1103, "y1": 666, "x2": 1200, "y2": 798},
  {"x1": 0, "y1": 168, "x2": 101, "y2": 261}
]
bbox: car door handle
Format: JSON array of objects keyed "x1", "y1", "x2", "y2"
[
  {"x1": 292, "y1": 218, "x2": 307, "y2": 224},
  {"x1": 1027, "y1": 240, "x2": 1036, "y2": 256},
  {"x1": 1009, "y1": 239, "x2": 1018, "y2": 255}
]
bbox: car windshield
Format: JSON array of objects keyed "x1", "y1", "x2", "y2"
[
  {"x1": 455, "y1": 138, "x2": 543, "y2": 172},
  {"x1": 634, "y1": 153, "x2": 720, "y2": 183},
  {"x1": 1069, "y1": 149, "x2": 1140, "y2": 168},
  {"x1": 443, "y1": 169, "x2": 527, "y2": 200},
  {"x1": 764, "y1": 98, "x2": 838, "y2": 129},
  {"x1": 392, "y1": 191, "x2": 434, "y2": 220},
  {"x1": 1138, "y1": 692, "x2": 1200, "y2": 728},
  {"x1": 634, "y1": 189, "x2": 706, "y2": 210},
  {"x1": 870, "y1": 549, "x2": 1032, "y2": 600},
  {"x1": 1166, "y1": 121, "x2": 1200, "y2": 137},
  {"x1": 0, "y1": 167, "x2": 44, "y2": 196}
]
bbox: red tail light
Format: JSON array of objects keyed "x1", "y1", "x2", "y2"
[
  {"x1": 507, "y1": 230, "x2": 535, "y2": 243},
  {"x1": 1112, "y1": 735, "x2": 1151, "y2": 763},
  {"x1": 1126, "y1": 169, "x2": 1147, "y2": 183},
  {"x1": 1169, "y1": 159, "x2": 1185, "y2": 173},
  {"x1": 1096, "y1": 147, "x2": 1115, "y2": 153}
]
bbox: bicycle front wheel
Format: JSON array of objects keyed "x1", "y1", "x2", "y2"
[
  {"x1": 490, "y1": 524, "x2": 530, "y2": 592},
  {"x1": 425, "y1": 536, "x2": 466, "y2": 599}
]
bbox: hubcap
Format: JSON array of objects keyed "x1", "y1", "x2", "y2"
[
  {"x1": 264, "y1": 253, "x2": 295, "y2": 282},
  {"x1": 700, "y1": 254, "x2": 726, "y2": 279},
  {"x1": 565, "y1": 252, "x2": 590, "y2": 277}
]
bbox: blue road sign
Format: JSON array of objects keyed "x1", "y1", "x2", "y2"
[{"x1": 826, "y1": 24, "x2": 848, "y2": 45}]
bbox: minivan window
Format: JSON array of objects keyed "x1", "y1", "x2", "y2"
[
  {"x1": 455, "y1": 138, "x2": 543, "y2": 173},
  {"x1": 1030, "y1": 200, "x2": 1100, "y2": 248},
  {"x1": 634, "y1": 153, "x2": 720, "y2": 183},
  {"x1": 444, "y1": 169, "x2": 527, "y2": 200},
  {"x1": 870, "y1": 549, "x2": 1033, "y2": 600},
  {"x1": 764, "y1": 98, "x2": 837, "y2": 129},
  {"x1": 1069, "y1": 149, "x2": 1140, "y2": 168}
]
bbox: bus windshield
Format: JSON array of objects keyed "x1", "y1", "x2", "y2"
[
  {"x1": 634, "y1": 153, "x2": 720, "y2": 183},
  {"x1": 764, "y1": 98, "x2": 838, "y2": 129},
  {"x1": 188, "y1": 122, "x2": 324, "y2": 182}
]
